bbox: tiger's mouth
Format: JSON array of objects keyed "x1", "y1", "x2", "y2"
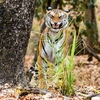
[{"x1": 51, "y1": 23, "x2": 62, "y2": 29}]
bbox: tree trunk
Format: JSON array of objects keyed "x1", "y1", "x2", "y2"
[
  {"x1": 85, "y1": 0, "x2": 97, "y2": 46},
  {"x1": 95, "y1": 0, "x2": 100, "y2": 43},
  {"x1": 85, "y1": 0, "x2": 98, "y2": 61},
  {"x1": 0, "y1": 0, "x2": 36, "y2": 86}
]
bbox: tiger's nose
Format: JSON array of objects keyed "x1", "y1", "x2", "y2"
[{"x1": 54, "y1": 22, "x2": 57, "y2": 26}]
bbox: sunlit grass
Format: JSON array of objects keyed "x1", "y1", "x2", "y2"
[
  {"x1": 50, "y1": 31, "x2": 76, "y2": 96},
  {"x1": 29, "y1": 19, "x2": 77, "y2": 95},
  {"x1": 37, "y1": 29, "x2": 76, "y2": 95},
  {"x1": 0, "y1": 0, "x2": 3, "y2": 3}
]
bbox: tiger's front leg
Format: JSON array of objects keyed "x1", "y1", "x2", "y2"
[
  {"x1": 29, "y1": 66, "x2": 38, "y2": 87},
  {"x1": 37, "y1": 55, "x2": 48, "y2": 89}
]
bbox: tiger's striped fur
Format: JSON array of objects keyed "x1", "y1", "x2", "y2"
[{"x1": 30, "y1": 9, "x2": 70, "y2": 88}]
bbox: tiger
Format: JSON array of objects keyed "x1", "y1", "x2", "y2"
[{"x1": 29, "y1": 7, "x2": 70, "y2": 89}]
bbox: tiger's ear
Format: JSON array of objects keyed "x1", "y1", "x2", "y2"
[
  {"x1": 47, "y1": 6, "x2": 52, "y2": 11},
  {"x1": 65, "y1": 9, "x2": 70, "y2": 13}
]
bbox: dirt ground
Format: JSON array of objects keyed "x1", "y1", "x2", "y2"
[{"x1": 0, "y1": 54, "x2": 100, "y2": 100}]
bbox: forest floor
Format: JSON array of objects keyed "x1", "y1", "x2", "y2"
[{"x1": 0, "y1": 54, "x2": 100, "y2": 100}]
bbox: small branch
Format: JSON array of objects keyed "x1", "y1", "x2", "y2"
[
  {"x1": 30, "y1": 87, "x2": 57, "y2": 96},
  {"x1": 85, "y1": 94, "x2": 100, "y2": 100},
  {"x1": 18, "y1": 87, "x2": 57, "y2": 97}
]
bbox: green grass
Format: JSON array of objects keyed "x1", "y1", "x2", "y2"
[
  {"x1": 29, "y1": 21, "x2": 77, "y2": 95},
  {"x1": 0, "y1": 0, "x2": 3, "y2": 3},
  {"x1": 47, "y1": 31, "x2": 76, "y2": 96}
]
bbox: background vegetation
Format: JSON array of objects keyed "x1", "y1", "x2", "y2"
[{"x1": 27, "y1": 0, "x2": 100, "y2": 56}]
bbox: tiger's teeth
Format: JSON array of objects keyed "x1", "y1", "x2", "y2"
[{"x1": 52, "y1": 24, "x2": 59, "y2": 29}]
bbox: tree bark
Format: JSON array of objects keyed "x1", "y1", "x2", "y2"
[
  {"x1": 0, "y1": 0, "x2": 36, "y2": 86},
  {"x1": 85, "y1": 0, "x2": 97, "y2": 47},
  {"x1": 85, "y1": 0, "x2": 98, "y2": 61},
  {"x1": 95, "y1": 0, "x2": 100, "y2": 43}
]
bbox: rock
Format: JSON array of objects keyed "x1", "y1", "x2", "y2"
[{"x1": 91, "y1": 96, "x2": 100, "y2": 100}]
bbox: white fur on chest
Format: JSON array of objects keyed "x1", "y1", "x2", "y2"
[{"x1": 41, "y1": 30, "x2": 65, "y2": 63}]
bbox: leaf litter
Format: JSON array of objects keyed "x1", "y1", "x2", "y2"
[{"x1": 0, "y1": 54, "x2": 100, "y2": 100}]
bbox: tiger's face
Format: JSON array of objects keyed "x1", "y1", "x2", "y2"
[{"x1": 44, "y1": 9, "x2": 69, "y2": 32}]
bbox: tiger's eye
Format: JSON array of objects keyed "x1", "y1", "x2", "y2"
[
  {"x1": 59, "y1": 15, "x2": 62, "y2": 18},
  {"x1": 50, "y1": 15, "x2": 54, "y2": 18}
]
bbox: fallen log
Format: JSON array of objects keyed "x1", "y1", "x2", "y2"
[{"x1": 82, "y1": 38, "x2": 100, "y2": 61}]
